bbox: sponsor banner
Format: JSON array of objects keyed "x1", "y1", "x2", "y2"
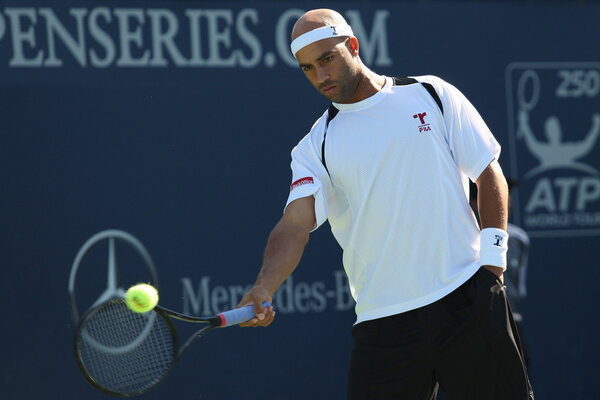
[
  {"x1": 506, "y1": 62, "x2": 600, "y2": 237},
  {"x1": 181, "y1": 271, "x2": 354, "y2": 316},
  {"x1": 0, "y1": 4, "x2": 392, "y2": 73}
]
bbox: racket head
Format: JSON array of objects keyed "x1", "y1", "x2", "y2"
[{"x1": 73, "y1": 299, "x2": 179, "y2": 397}]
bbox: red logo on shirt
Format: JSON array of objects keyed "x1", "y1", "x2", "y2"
[
  {"x1": 413, "y1": 112, "x2": 431, "y2": 132},
  {"x1": 290, "y1": 177, "x2": 314, "y2": 191}
]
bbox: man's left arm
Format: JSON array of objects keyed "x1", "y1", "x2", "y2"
[{"x1": 476, "y1": 159, "x2": 509, "y2": 281}]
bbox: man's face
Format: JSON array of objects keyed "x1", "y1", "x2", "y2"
[{"x1": 295, "y1": 37, "x2": 359, "y2": 103}]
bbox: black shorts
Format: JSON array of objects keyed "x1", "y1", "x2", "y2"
[{"x1": 347, "y1": 267, "x2": 534, "y2": 400}]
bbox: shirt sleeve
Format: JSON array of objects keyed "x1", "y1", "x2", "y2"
[
  {"x1": 285, "y1": 120, "x2": 332, "y2": 231},
  {"x1": 419, "y1": 75, "x2": 501, "y2": 182}
]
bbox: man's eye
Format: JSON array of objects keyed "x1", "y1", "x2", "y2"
[
  {"x1": 323, "y1": 56, "x2": 333, "y2": 62},
  {"x1": 302, "y1": 65, "x2": 312, "y2": 71}
]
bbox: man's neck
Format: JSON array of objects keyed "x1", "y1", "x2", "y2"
[{"x1": 339, "y1": 69, "x2": 385, "y2": 104}]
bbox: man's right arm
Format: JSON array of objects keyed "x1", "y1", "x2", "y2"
[{"x1": 238, "y1": 195, "x2": 316, "y2": 327}]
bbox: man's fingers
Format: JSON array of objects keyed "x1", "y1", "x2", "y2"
[
  {"x1": 254, "y1": 299, "x2": 272, "y2": 313},
  {"x1": 239, "y1": 308, "x2": 276, "y2": 328},
  {"x1": 255, "y1": 305, "x2": 274, "y2": 320},
  {"x1": 236, "y1": 289, "x2": 274, "y2": 328},
  {"x1": 239, "y1": 317, "x2": 258, "y2": 327}
]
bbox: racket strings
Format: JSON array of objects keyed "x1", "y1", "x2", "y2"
[{"x1": 76, "y1": 300, "x2": 176, "y2": 395}]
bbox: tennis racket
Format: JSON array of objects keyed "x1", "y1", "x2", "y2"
[{"x1": 74, "y1": 298, "x2": 270, "y2": 397}]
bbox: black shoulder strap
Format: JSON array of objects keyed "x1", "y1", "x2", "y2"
[
  {"x1": 393, "y1": 76, "x2": 444, "y2": 115},
  {"x1": 393, "y1": 77, "x2": 418, "y2": 86},
  {"x1": 321, "y1": 104, "x2": 339, "y2": 176},
  {"x1": 420, "y1": 82, "x2": 444, "y2": 115},
  {"x1": 326, "y1": 103, "x2": 339, "y2": 125}
]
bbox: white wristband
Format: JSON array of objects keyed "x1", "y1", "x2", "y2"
[{"x1": 479, "y1": 228, "x2": 509, "y2": 270}]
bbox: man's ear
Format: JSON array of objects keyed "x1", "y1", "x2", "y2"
[{"x1": 346, "y1": 37, "x2": 359, "y2": 56}]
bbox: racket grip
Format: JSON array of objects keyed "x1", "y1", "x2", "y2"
[{"x1": 218, "y1": 301, "x2": 271, "y2": 327}]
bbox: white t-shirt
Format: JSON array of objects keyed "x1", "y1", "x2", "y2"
[{"x1": 286, "y1": 75, "x2": 501, "y2": 324}]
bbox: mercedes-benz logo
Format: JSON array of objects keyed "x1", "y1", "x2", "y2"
[{"x1": 68, "y1": 229, "x2": 158, "y2": 324}]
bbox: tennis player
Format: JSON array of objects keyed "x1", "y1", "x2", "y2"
[{"x1": 238, "y1": 8, "x2": 534, "y2": 400}]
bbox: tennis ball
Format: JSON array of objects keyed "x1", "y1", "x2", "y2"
[{"x1": 125, "y1": 283, "x2": 158, "y2": 313}]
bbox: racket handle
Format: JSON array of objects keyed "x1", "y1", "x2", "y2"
[{"x1": 217, "y1": 301, "x2": 271, "y2": 327}]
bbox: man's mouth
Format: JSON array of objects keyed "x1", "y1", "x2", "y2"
[{"x1": 321, "y1": 84, "x2": 336, "y2": 94}]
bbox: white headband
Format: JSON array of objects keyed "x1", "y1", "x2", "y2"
[{"x1": 290, "y1": 24, "x2": 354, "y2": 58}]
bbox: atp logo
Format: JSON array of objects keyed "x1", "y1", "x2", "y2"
[{"x1": 506, "y1": 62, "x2": 600, "y2": 237}]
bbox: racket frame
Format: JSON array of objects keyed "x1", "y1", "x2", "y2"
[
  {"x1": 73, "y1": 299, "x2": 267, "y2": 397},
  {"x1": 73, "y1": 301, "x2": 185, "y2": 397}
]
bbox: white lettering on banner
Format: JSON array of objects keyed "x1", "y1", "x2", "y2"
[
  {"x1": 89, "y1": 7, "x2": 115, "y2": 68},
  {"x1": 525, "y1": 211, "x2": 600, "y2": 228},
  {"x1": 345, "y1": 10, "x2": 392, "y2": 67},
  {"x1": 147, "y1": 8, "x2": 187, "y2": 67},
  {"x1": 39, "y1": 8, "x2": 87, "y2": 67},
  {"x1": 0, "y1": 11, "x2": 5, "y2": 40},
  {"x1": 556, "y1": 70, "x2": 600, "y2": 98},
  {"x1": 236, "y1": 8, "x2": 261, "y2": 68},
  {"x1": 0, "y1": 7, "x2": 392, "y2": 69},
  {"x1": 525, "y1": 177, "x2": 600, "y2": 213},
  {"x1": 5, "y1": 8, "x2": 44, "y2": 66},
  {"x1": 181, "y1": 270, "x2": 355, "y2": 316},
  {"x1": 182, "y1": 276, "x2": 249, "y2": 316},
  {"x1": 205, "y1": 9, "x2": 235, "y2": 67},
  {"x1": 185, "y1": 9, "x2": 204, "y2": 65},
  {"x1": 275, "y1": 8, "x2": 304, "y2": 67},
  {"x1": 114, "y1": 9, "x2": 149, "y2": 66}
]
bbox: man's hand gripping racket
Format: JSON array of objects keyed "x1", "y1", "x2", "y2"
[
  {"x1": 238, "y1": 285, "x2": 276, "y2": 327},
  {"x1": 73, "y1": 287, "x2": 271, "y2": 397}
]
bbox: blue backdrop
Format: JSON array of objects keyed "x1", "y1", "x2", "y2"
[{"x1": 1, "y1": 1, "x2": 598, "y2": 399}]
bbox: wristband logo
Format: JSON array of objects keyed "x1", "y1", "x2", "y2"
[
  {"x1": 494, "y1": 235, "x2": 503, "y2": 247},
  {"x1": 506, "y1": 62, "x2": 600, "y2": 237}
]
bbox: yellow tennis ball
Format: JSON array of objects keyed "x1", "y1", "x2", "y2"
[{"x1": 125, "y1": 283, "x2": 158, "y2": 313}]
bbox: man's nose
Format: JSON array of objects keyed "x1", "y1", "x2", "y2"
[{"x1": 316, "y1": 66, "x2": 330, "y2": 83}]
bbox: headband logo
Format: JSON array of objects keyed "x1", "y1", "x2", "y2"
[{"x1": 331, "y1": 26, "x2": 338, "y2": 35}]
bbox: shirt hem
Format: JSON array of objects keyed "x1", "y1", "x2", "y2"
[
  {"x1": 284, "y1": 184, "x2": 328, "y2": 231},
  {"x1": 468, "y1": 147, "x2": 500, "y2": 182},
  {"x1": 353, "y1": 263, "x2": 482, "y2": 325}
]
